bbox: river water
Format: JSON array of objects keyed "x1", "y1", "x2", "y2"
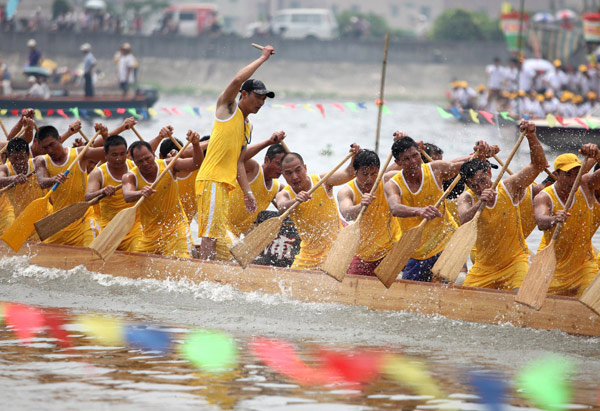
[{"x1": 0, "y1": 96, "x2": 599, "y2": 410}]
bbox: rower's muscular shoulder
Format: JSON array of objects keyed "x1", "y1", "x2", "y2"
[{"x1": 215, "y1": 97, "x2": 237, "y2": 121}]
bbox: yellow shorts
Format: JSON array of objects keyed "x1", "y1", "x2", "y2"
[
  {"x1": 548, "y1": 259, "x2": 598, "y2": 297},
  {"x1": 464, "y1": 253, "x2": 529, "y2": 290},
  {"x1": 196, "y1": 180, "x2": 232, "y2": 260},
  {"x1": 134, "y1": 222, "x2": 192, "y2": 258},
  {"x1": 291, "y1": 243, "x2": 332, "y2": 271},
  {"x1": 43, "y1": 209, "x2": 97, "y2": 247}
]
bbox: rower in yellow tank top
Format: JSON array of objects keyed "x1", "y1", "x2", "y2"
[
  {"x1": 130, "y1": 159, "x2": 192, "y2": 258},
  {"x1": 390, "y1": 163, "x2": 457, "y2": 260},
  {"x1": 347, "y1": 178, "x2": 401, "y2": 262},
  {"x1": 538, "y1": 184, "x2": 597, "y2": 296},
  {"x1": 98, "y1": 160, "x2": 142, "y2": 252},
  {"x1": 5, "y1": 158, "x2": 46, "y2": 217},
  {"x1": 592, "y1": 192, "x2": 600, "y2": 267},
  {"x1": 42, "y1": 147, "x2": 97, "y2": 247},
  {"x1": 177, "y1": 169, "x2": 198, "y2": 223},
  {"x1": 227, "y1": 166, "x2": 279, "y2": 238},
  {"x1": 462, "y1": 182, "x2": 529, "y2": 289},
  {"x1": 519, "y1": 184, "x2": 536, "y2": 238},
  {"x1": 283, "y1": 174, "x2": 341, "y2": 269}
]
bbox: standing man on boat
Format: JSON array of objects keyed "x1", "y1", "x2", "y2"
[
  {"x1": 195, "y1": 45, "x2": 275, "y2": 260},
  {"x1": 85, "y1": 135, "x2": 142, "y2": 252},
  {"x1": 275, "y1": 145, "x2": 361, "y2": 270},
  {"x1": 384, "y1": 136, "x2": 495, "y2": 282},
  {"x1": 337, "y1": 149, "x2": 401, "y2": 276},
  {"x1": 27, "y1": 39, "x2": 41, "y2": 67},
  {"x1": 533, "y1": 145, "x2": 600, "y2": 296},
  {"x1": 34, "y1": 124, "x2": 107, "y2": 247},
  {"x1": 226, "y1": 132, "x2": 286, "y2": 241},
  {"x1": 457, "y1": 121, "x2": 547, "y2": 290},
  {"x1": 122, "y1": 132, "x2": 203, "y2": 258},
  {"x1": 117, "y1": 43, "x2": 136, "y2": 96},
  {"x1": 81, "y1": 43, "x2": 96, "y2": 98}
]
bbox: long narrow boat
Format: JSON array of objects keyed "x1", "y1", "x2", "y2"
[
  {"x1": 531, "y1": 116, "x2": 600, "y2": 151},
  {"x1": 3, "y1": 242, "x2": 599, "y2": 338}
]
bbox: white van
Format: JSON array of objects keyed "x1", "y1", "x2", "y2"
[{"x1": 270, "y1": 9, "x2": 338, "y2": 40}]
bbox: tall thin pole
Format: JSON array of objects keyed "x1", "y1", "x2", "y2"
[
  {"x1": 516, "y1": 0, "x2": 525, "y2": 118},
  {"x1": 374, "y1": 33, "x2": 390, "y2": 155}
]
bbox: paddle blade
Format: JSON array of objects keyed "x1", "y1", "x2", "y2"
[
  {"x1": 34, "y1": 201, "x2": 91, "y2": 241},
  {"x1": 375, "y1": 225, "x2": 424, "y2": 288},
  {"x1": 431, "y1": 219, "x2": 477, "y2": 282},
  {"x1": 230, "y1": 217, "x2": 283, "y2": 268},
  {"x1": 320, "y1": 222, "x2": 360, "y2": 281},
  {"x1": 516, "y1": 242, "x2": 556, "y2": 310},
  {"x1": 1, "y1": 197, "x2": 50, "y2": 251},
  {"x1": 580, "y1": 273, "x2": 600, "y2": 316},
  {"x1": 89, "y1": 207, "x2": 137, "y2": 261}
]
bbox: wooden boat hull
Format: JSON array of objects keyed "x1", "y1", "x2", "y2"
[
  {"x1": 531, "y1": 117, "x2": 600, "y2": 151},
  {"x1": 3, "y1": 241, "x2": 599, "y2": 337}
]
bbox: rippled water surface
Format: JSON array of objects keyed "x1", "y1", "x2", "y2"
[{"x1": 1, "y1": 96, "x2": 599, "y2": 409}]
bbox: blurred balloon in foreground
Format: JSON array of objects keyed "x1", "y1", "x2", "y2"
[
  {"x1": 516, "y1": 355, "x2": 573, "y2": 411},
  {"x1": 42, "y1": 310, "x2": 73, "y2": 349},
  {"x1": 181, "y1": 330, "x2": 238, "y2": 373},
  {"x1": 250, "y1": 337, "x2": 337, "y2": 386},
  {"x1": 318, "y1": 349, "x2": 383, "y2": 386},
  {"x1": 468, "y1": 370, "x2": 507, "y2": 411},
  {"x1": 382, "y1": 354, "x2": 444, "y2": 398},
  {"x1": 125, "y1": 325, "x2": 171, "y2": 353},
  {"x1": 4, "y1": 303, "x2": 44, "y2": 342},
  {"x1": 76, "y1": 314, "x2": 125, "y2": 346}
]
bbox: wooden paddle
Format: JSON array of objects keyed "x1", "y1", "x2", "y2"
[
  {"x1": 251, "y1": 43, "x2": 275, "y2": 54},
  {"x1": 1, "y1": 131, "x2": 102, "y2": 251},
  {"x1": 89, "y1": 139, "x2": 192, "y2": 261},
  {"x1": 374, "y1": 167, "x2": 465, "y2": 288},
  {"x1": 374, "y1": 33, "x2": 389, "y2": 155},
  {"x1": 230, "y1": 151, "x2": 355, "y2": 269},
  {"x1": 516, "y1": 156, "x2": 589, "y2": 310},
  {"x1": 34, "y1": 185, "x2": 122, "y2": 241},
  {"x1": 494, "y1": 153, "x2": 556, "y2": 181},
  {"x1": 321, "y1": 151, "x2": 394, "y2": 281},
  {"x1": 131, "y1": 126, "x2": 145, "y2": 141},
  {"x1": 431, "y1": 130, "x2": 527, "y2": 283},
  {"x1": 580, "y1": 273, "x2": 600, "y2": 316},
  {"x1": 0, "y1": 118, "x2": 9, "y2": 137}
]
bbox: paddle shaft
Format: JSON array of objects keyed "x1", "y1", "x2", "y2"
[
  {"x1": 0, "y1": 118, "x2": 8, "y2": 137},
  {"x1": 251, "y1": 43, "x2": 275, "y2": 54},
  {"x1": 549, "y1": 155, "x2": 589, "y2": 242},
  {"x1": 0, "y1": 171, "x2": 35, "y2": 194},
  {"x1": 78, "y1": 130, "x2": 89, "y2": 142},
  {"x1": 91, "y1": 184, "x2": 122, "y2": 205},
  {"x1": 168, "y1": 135, "x2": 183, "y2": 150},
  {"x1": 493, "y1": 153, "x2": 555, "y2": 181},
  {"x1": 374, "y1": 33, "x2": 389, "y2": 155},
  {"x1": 355, "y1": 151, "x2": 394, "y2": 225},
  {"x1": 130, "y1": 139, "x2": 193, "y2": 211},
  {"x1": 131, "y1": 126, "x2": 145, "y2": 141},
  {"x1": 280, "y1": 152, "x2": 355, "y2": 220}
]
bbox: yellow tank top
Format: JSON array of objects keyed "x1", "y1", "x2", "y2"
[
  {"x1": 98, "y1": 160, "x2": 136, "y2": 228},
  {"x1": 391, "y1": 163, "x2": 457, "y2": 260},
  {"x1": 466, "y1": 182, "x2": 528, "y2": 269},
  {"x1": 43, "y1": 147, "x2": 88, "y2": 211},
  {"x1": 177, "y1": 169, "x2": 198, "y2": 222},
  {"x1": 445, "y1": 198, "x2": 460, "y2": 226},
  {"x1": 6, "y1": 158, "x2": 44, "y2": 216},
  {"x1": 591, "y1": 191, "x2": 600, "y2": 237},
  {"x1": 283, "y1": 174, "x2": 340, "y2": 260},
  {"x1": 196, "y1": 107, "x2": 251, "y2": 190},
  {"x1": 348, "y1": 178, "x2": 401, "y2": 261},
  {"x1": 519, "y1": 184, "x2": 536, "y2": 238},
  {"x1": 131, "y1": 159, "x2": 188, "y2": 239},
  {"x1": 539, "y1": 185, "x2": 595, "y2": 273},
  {"x1": 227, "y1": 166, "x2": 279, "y2": 237}
]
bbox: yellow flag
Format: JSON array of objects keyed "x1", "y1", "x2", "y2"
[
  {"x1": 93, "y1": 109, "x2": 106, "y2": 118},
  {"x1": 0, "y1": 109, "x2": 6, "y2": 116},
  {"x1": 469, "y1": 109, "x2": 480, "y2": 124},
  {"x1": 501, "y1": 2, "x2": 513, "y2": 13},
  {"x1": 207, "y1": 105, "x2": 216, "y2": 112},
  {"x1": 147, "y1": 108, "x2": 158, "y2": 117},
  {"x1": 34, "y1": 109, "x2": 43, "y2": 121},
  {"x1": 546, "y1": 113, "x2": 557, "y2": 128},
  {"x1": 302, "y1": 104, "x2": 315, "y2": 112}
]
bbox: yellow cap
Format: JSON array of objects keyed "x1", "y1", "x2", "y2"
[
  {"x1": 459, "y1": 81, "x2": 468, "y2": 88},
  {"x1": 579, "y1": 64, "x2": 588, "y2": 72},
  {"x1": 537, "y1": 94, "x2": 545, "y2": 101},
  {"x1": 451, "y1": 81, "x2": 460, "y2": 88},
  {"x1": 501, "y1": 90, "x2": 511, "y2": 98},
  {"x1": 545, "y1": 90, "x2": 554, "y2": 98},
  {"x1": 574, "y1": 95, "x2": 583, "y2": 103},
  {"x1": 553, "y1": 59, "x2": 562, "y2": 67},
  {"x1": 588, "y1": 91, "x2": 596, "y2": 99},
  {"x1": 554, "y1": 153, "x2": 581, "y2": 172},
  {"x1": 518, "y1": 89, "x2": 526, "y2": 97},
  {"x1": 476, "y1": 84, "x2": 486, "y2": 92},
  {"x1": 510, "y1": 92, "x2": 518, "y2": 99}
]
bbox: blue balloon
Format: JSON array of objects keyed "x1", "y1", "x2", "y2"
[{"x1": 124, "y1": 325, "x2": 172, "y2": 353}]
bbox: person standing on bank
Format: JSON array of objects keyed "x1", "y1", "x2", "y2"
[
  {"x1": 195, "y1": 45, "x2": 275, "y2": 260},
  {"x1": 81, "y1": 43, "x2": 96, "y2": 97}
]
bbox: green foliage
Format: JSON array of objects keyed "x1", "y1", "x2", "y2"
[
  {"x1": 471, "y1": 11, "x2": 503, "y2": 41},
  {"x1": 52, "y1": 0, "x2": 71, "y2": 19},
  {"x1": 431, "y1": 9, "x2": 483, "y2": 41}
]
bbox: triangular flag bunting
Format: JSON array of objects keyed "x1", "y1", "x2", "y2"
[
  {"x1": 357, "y1": 102, "x2": 367, "y2": 109},
  {"x1": 382, "y1": 104, "x2": 391, "y2": 114},
  {"x1": 546, "y1": 113, "x2": 557, "y2": 127},
  {"x1": 34, "y1": 109, "x2": 43, "y2": 121},
  {"x1": 11, "y1": 109, "x2": 18, "y2": 116},
  {"x1": 555, "y1": 116, "x2": 569, "y2": 126},
  {"x1": 161, "y1": 107, "x2": 172, "y2": 115},
  {"x1": 0, "y1": 109, "x2": 6, "y2": 116},
  {"x1": 469, "y1": 108, "x2": 480, "y2": 124},
  {"x1": 128, "y1": 108, "x2": 141, "y2": 119},
  {"x1": 141, "y1": 109, "x2": 148, "y2": 120},
  {"x1": 574, "y1": 117, "x2": 589, "y2": 130},
  {"x1": 500, "y1": 112, "x2": 515, "y2": 121},
  {"x1": 332, "y1": 103, "x2": 344, "y2": 112},
  {"x1": 116, "y1": 108, "x2": 126, "y2": 114},
  {"x1": 46, "y1": 109, "x2": 54, "y2": 116},
  {"x1": 285, "y1": 103, "x2": 296, "y2": 109},
  {"x1": 315, "y1": 104, "x2": 325, "y2": 118},
  {"x1": 79, "y1": 109, "x2": 88, "y2": 118},
  {"x1": 148, "y1": 108, "x2": 158, "y2": 117},
  {"x1": 103, "y1": 109, "x2": 112, "y2": 117},
  {"x1": 522, "y1": 114, "x2": 531, "y2": 120},
  {"x1": 478, "y1": 110, "x2": 495, "y2": 125},
  {"x1": 94, "y1": 109, "x2": 106, "y2": 118},
  {"x1": 344, "y1": 102, "x2": 358, "y2": 112},
  {"x1": 436, "y1": 106, "x2": 454, "y2": 119},
  {"x1": 56, "y1": 109, "x2": 69, "y2": 119},
  {"x1": 171, "y1": 107, "x2": 182, "y2": 116},
  {"x1": 69, "y1": 107, "x2": 79, "y2": 119},
  {"x1": 193, "y1": 107, "x2": 201, "y2": 117},
  {"x1": 585, "y1": 118, "x2": 598, "y2": 129},
  {"x1": 449, "y1": 106, "x2": 462, "y2": 119},
  {"x1": 302, "y1": 104, "x2": 314, "y2": 112},
  {"x1": 207, "y1": 104, "x2": 216, "y2": 112}
]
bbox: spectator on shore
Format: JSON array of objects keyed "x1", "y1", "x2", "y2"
[
  {"x1": 27, "y1": 39, "x2": 41, "y2": 66},
  {"x1": 0, "y1": 60, "x2": 11, "y2": 95},
  {"x1": 117, "y1": 43, "x2": 136, "y2": 96},
  {"x1": 81, "y1": 43, "x2": 96, "y2": 97},
  {"x1": 26, "y1": 76, "x2": 45, "y2": 98}
]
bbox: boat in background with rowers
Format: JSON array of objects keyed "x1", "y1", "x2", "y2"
[
  {"x1": 531, "y1": 115, "x2": 600, "y2": 151},
  {"x1": 3, "y1": 241, "x2": 599, "y2": 338}
]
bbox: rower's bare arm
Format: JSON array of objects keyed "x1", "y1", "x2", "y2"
[
  {"x1": 433, "y1": 140, "x2": 494, "y2": 181},
  {"x1": 172, "y1": 131, "x2": 204, "y2": 173},
  {"x1": 79, "y1": 145, "x2": 106, "y2": 168},
  {"x1": 0, "y1": 164, "x2": 24, "y2": 187},
  {"x1": 337, "y1": 185, "x2": 361, "y2": 221},
  {"x1": 385, "y1": 179, "x2": 441, "y2": 219},
  {"x1": 84, "y1": 168, "x2": 105, "y2": 201},
  {"x1": 244, "y1": 131, "x2": 286, "y2": 163},
  {"x1": 534, "y1": 191, "x2": 562, "y2": 230},
  {"x1": 122, "y1": 172, "x2": 154, "y2": 202},
  {"x1": 324, "y1": 143, "x2": 360, "y2": 190},
  {"x1": 92, "y1": 123, "x2": 109, "y2": 148},
  {"x1": 457, "y1": 191, "x2": 485, "y2": 224},
  {"x1": 237, "y1": 148, "x2": 257, "y2": 213},
  {"x1": 109, "y1": 117, "x2": 137, "y2": 137},
  {"x1": 7, "y1": 109, "x2": 33, "y2": 140},
  {"x1": 59, "y1": 120, "x2": 81, "y2": 144},
  {"x1": 33, "y1": 155, "x2": 65, "y2": 188},
  {"x1": 243, "y1": 158, "x2": 260, "y2": 179},
  {"x1": 215, "y1": 45, "x2": 274, "y2": 120},
  {"x1": 148, "y1": 126, "x2": 173, "y2": 154},
  {"x1": 504, "y1": 122, "x2": 547, "y2": 201},
  {"x1": 275, "y1": 190, "x2": 296, "y2": 212},
  {"x1": 581, "y1": 144, "x2": 600, "y2": 193}
]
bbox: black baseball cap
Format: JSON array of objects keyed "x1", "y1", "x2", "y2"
[{"x1": 241, "y1": 79, "x2": 275, "y2": 98}]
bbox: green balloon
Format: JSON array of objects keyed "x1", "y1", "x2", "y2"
[
  {"x1": 516, "y1": 355, "x2": 573, "y2": 411},
  {"x1": 181, "y1": 330, "x2": 238, "y2": 373}
]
